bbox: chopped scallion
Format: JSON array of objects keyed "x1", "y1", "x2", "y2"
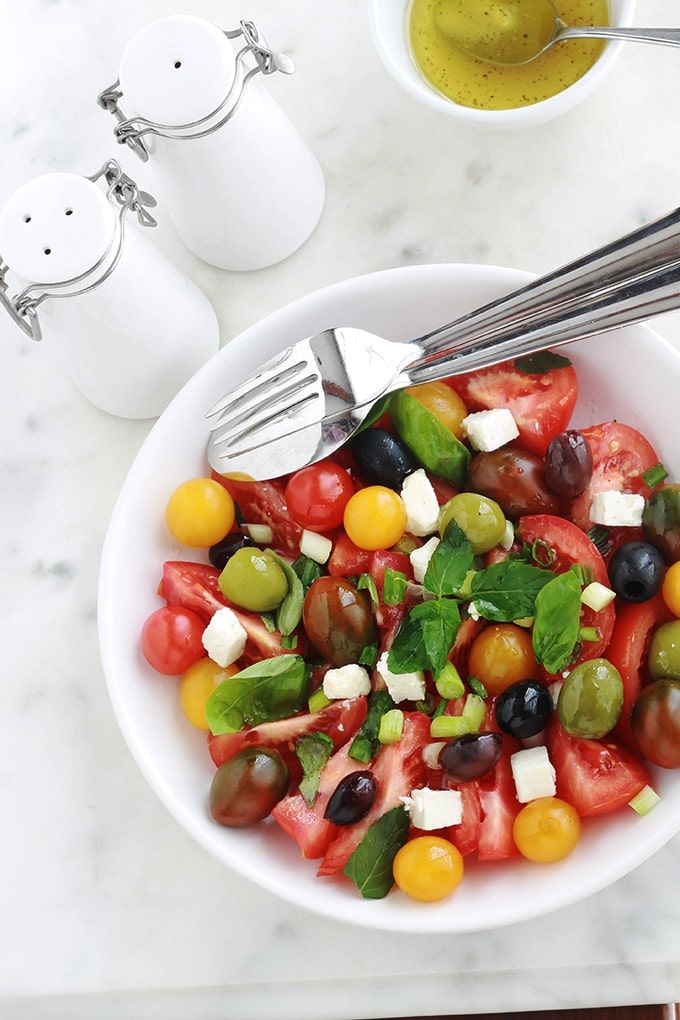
[
  {"x1": 628, "y1": 784, "x2": 661, "y2": 816},
  {"x1": 462, "y1": 692, "x2": 486, "y2": 730},
  {"x1": 308, "y1": 687, "x2": 332, "y2": 713},
  {"x1": 642, "y1": 463, "x2": 668, "y2": 488},
  {"x1": 430, "y1": 714, "x2": 474, "y2": 739},
  {"x1": 378, "y1": 708, "x2": 404, "y2": 744},
  {"x1": 435, "y1": 661, "x2": 465, "y2": 700},
  {"x1": 579, "y1": 625, "x2": 600, "y2": 643}
]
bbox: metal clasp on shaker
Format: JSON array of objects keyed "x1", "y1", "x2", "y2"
[
  {"x1": 0, "y1": 159, "x2": 157, "y2": 342},
  {"x1": 97, "y1": 20, "x2": 295, "y2": 162}
]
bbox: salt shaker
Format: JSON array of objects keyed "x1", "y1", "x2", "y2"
[
  {"x1": 0, "y1": 160, "x2": 219, "y2": 419},
  {"x1": 98, "y1": 15, "x2": 325, "y2": 272}
]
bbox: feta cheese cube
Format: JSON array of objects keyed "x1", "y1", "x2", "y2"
[
  {"x1": 410, "y1": 535, "x2": 440, "y2": 583},
  {"x1": 201, "y1": 607, "x2": 247, "y2": 667},
  {"x1": 376, "y1": 651, "x2": 426, "y2": 703},
  {"x1": 463, "y1": 408, "x2": 519, "y2": 452},
  {"x1": 510, "y1": 745, "x2": 557, "y2": 803},
  {"x1": 401, "y1": 787, "x2": 463, "y2": 830},
  {"x1": 322, "y1": 663, "x2": 371, "y2": 700},
  {"x1": 400, "y1": 469, "x2": 440, "y2": 537},
  {"x1": 589, "y1": 490, "x2": 645, "y2": 527}
]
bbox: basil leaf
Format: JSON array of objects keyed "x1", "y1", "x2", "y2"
[
  {"x1": 296, "y1": 732, "x2": 334, "y2": 806},
  {"x1": 205, "y1": 654, "x2": 310, "y2": 735},
  {"x1": 423, "y1": 521, "x2": 474, "y2": 597},
  {"x1": 532, "y1": 570, "x2": 583, "y2": 673},
  {"x1": 514, "y1": 351, "x2": 572, "y2": 374},
  {"x1": 343, "y1": 805, "x2": 410, "y2": 899},
  {"x1": 388, "y1": 598, "x2": 461, "y2": 677},
  {"x1": 268, "y1": 549, "x2": 304, "y2": 636},
  {"x1": 470, "y1": 559, "x2": 552, "y2": 621},
  {"x1": 349, "y1": 689, "x2": 395, "y2": 763}
]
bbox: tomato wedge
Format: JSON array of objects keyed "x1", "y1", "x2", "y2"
[
  {"x1": 605, "y1": 593, "x2": 674, "y2": 752},
  {"x1": 208, "y1": 697, "x2": 368, "y2": 771},
  {"x1": 212, "y1": 474, "x2": 302, "y2": 553},
  {"x1": 475, "y1": 741, "x2": 522, "y2": 861},
  {"x1": 518, "y1": 514, "x2": 615, "y2": 663},
  {"x1": 567, "y1": 422, "x2": 661, "y2": 532},
  {"x1": 546, "y1": 719, "x2": 651, "y2": 816},
  {"x1": 446, "y1": 354, "x2": 578, "y2": 457},
  {"x1": 317, "y1": 712, "x2": 430, "y2": 876}
]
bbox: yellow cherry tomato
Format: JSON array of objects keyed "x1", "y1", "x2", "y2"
[
  {"x1": 662, "y1": 560, "x2": 680, "y2": 617},
  {"x1": 343, "y1": 485, "x2": 407, "y2": 551},
  {"x1": 393, "y1": 835, "x2": 464, "y2": 902},
  {"x1": 165, "y1": 477, "x2": 235, "y2": 548},
  {"x1": 179, "y1": 658, "x2": 239, "y2": 730},
  {"x1": 467, "y1": 623, "x2": 538, "y2": 695},
  {"x1": 404, "y1": 381, "x2": 468, "y2": 439},
  {"x1": 512, "y1": 796, "x2": 581, "y2": 863}
]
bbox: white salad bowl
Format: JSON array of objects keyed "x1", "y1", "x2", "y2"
[
  {"x1": 98, "y1": 263, "x2": 680, "y2": 934},
  {"x1": 369, "y1": 0, "x2": 636, "y2": 129}
]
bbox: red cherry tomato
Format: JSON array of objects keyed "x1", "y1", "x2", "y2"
[
  {"x1": 446, "y1": 354, "x2": 578, "y2": 456},
  {"x1": 284, "y1": 462, "x2": 355, "y2": 532},
  {"x1": 518, "y1": 514, "x2": 615, "y2": 663},
  {"x1": 140, "y1": 605, "x2": 206, "y2": 675},
  {"x1": 566, "y1": 422, "x2": 661, "y2": 532}
]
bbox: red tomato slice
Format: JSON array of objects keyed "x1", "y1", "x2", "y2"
[
  {"x1": 208, "y1": 697, "x2": 368, "y2": 771},
  {"x1": 447, "y1": 782, "x2": 482, "y2": 857},
  {"x1": 160, "y1": 560, "x2": 288, "y2": 658},
  {"x1": 546, "y1": 719, "x2": 651, "y2": 816},
  {"x1": 475, "y1": 738, "x2": 522, "y2": 861},
  {"x1": 446, "y1": 354, "x2": 578, "y2": 456},
  {"x1": 272, "y1": 742, "x2": 360, "y2": 860},
  {"x1": 517, "y1": 514, "x2": 616, "y2": 663},
  {"x1": 567, "y1": 422, "x2": 660, "y2": 532},
  {"x1": 605, "y1": 594, "x2": 674, "y2": 752},
  {"x1": 327, "y1": 532, "x2": 373, "y2": 577},
  {"x1": 317, "y1": 711, "x2": 430, "y2": 876},
  {"x1": 212, "y1": 475, "x2": 302, "y2": 553}
]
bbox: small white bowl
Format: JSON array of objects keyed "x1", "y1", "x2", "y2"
[
  {"x1": 99, "y1": 263, "x2": 680, "y2": 934},
  {"x1": 369, "y1": 0, "x2": 636, "y2": 129}
]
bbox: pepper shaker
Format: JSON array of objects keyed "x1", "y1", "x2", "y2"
[
  {"x1": 0, "y1": 160, "x2": 219, "y2": 419},
  {"x1": 99, "y1": 15, "x2": 325, "y2": 272}
]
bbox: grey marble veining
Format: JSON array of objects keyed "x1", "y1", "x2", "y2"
[{"x1": 3, "y1": 0, "x2": 680, "y2": 1017}]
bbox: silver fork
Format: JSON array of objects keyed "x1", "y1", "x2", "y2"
[{"x1": 206, "y1": 206, "x2": 680, "y2": 479}]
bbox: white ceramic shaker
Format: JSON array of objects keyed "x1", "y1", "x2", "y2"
[
  {"x1": 99, "y1": 15, "x2": 325, "y2": 271},
  {"x1": 0, "y1": 161, "x2": 219, "y2": 419}
]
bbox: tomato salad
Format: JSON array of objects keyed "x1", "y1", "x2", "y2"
[{"x1": 140, "y1": 351, "x2": 680, "y2": 903}]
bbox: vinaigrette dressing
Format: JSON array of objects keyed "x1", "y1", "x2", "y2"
[{"x1": 409, "y1": 0, "x2": 609, "y2": 110}]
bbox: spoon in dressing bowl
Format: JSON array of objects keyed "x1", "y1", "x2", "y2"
[{"x1": 435, "y1": 0, "x2": 680, "y2": 65}]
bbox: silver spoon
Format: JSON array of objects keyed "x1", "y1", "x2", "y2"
[{"x1": 435, "y1": 0, "x2": 680, "y2": 66}]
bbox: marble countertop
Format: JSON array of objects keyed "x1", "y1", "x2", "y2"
[{"x1": 4, "y1": 1, "x2": 680, "y2": 1017}]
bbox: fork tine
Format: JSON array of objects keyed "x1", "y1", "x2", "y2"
[
  {"x1": 210, "y1": 380, "x2": 321, "y2": 449},
  {"x1": 208, "y1": 369, "x2": 319, "y2": 434},
  {"x1": 205, "y1": 347, "x2": 311, "y2": 420}
]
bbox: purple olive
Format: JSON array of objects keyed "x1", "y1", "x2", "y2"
[
  {"x1": 438, "y1": 732, "x2": 503, "y2": 782},
  {"x1": 324, "y1": 770, "x2": 377, "y2": 825}
]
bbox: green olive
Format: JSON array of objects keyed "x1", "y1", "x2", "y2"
[
  {"x1": 649, "y1": 620, "x2": 680, "y2": 681},
  {"x1": 438, "y1": 491, "x2": 506, "y2": 554},
  {"x1": 557, "y1": 658, "x2": 624, "y2": 739},
  {"x1": 218, "y1": 547, "x2": 288, "y2": 612}
]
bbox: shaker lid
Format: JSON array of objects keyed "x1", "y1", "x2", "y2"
[
  {"x1": 119, "y1": 15, "x2": 236, "y2": 125},
  {"x1": 0, "y1": 172, "x2": 116, "y2": 285}
]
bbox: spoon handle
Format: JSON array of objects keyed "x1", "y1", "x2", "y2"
[{"x1": 559, "y1": 27, "x2": 680, "y2": 46}]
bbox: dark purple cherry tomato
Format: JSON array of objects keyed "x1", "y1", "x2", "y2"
[
  {"x1": 631, "y1": 677, "x2": 680, "y2": 768},
  {"x1": 467, "y1": 446, "x2": 560, "y2": 521},
  {"x1": 209, "y1": 747, "x2": 290, "y2": 827},
  {"x1": 303, "y1": 576, "x2": 378, "y2": 666},
  {"x1": 545, "y1": 429, "x2": 593, "y2": 500}
]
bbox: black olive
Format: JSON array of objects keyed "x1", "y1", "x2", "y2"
[
  {"x1": 608, "y1": 541, "x2": 666, "y2": 603},
  {"x1": 438, "y1": 732, "x2": 503, "y2": 783},
  {"x1": 324, "y1": 770, "x2": 377, "y2": 826},
  {"x1": 208, "y1": 532, "x2": 254, "y2": 570},
  {"x1": 350, "y1": 427, "x2": 417, "y2": 490},
  {"x1": 495, "y1": 679, "x2": 553, "y2": 739}
]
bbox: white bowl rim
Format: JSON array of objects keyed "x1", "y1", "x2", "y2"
[{"x1": 98, "y1": 261, "x2": 680, "y2": 934}]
